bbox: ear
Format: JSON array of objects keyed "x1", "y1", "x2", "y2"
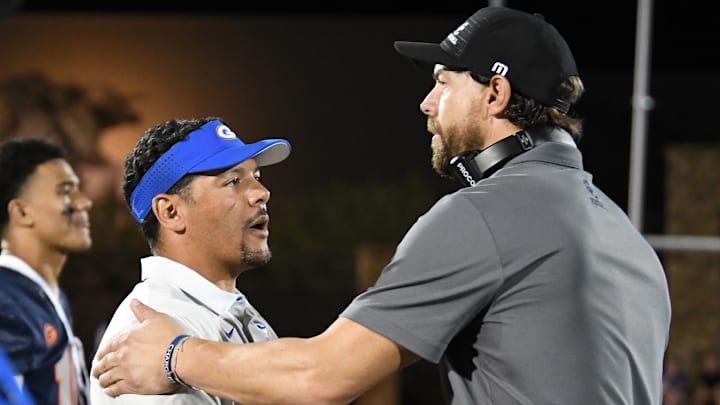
[
  {"x1": 7, "y1": 199, "x2": 33, "y2": 227},
  {"x1": 151, "y1": 194, "x2": 186, "y2": 232},
  {"x1": 485, "y1": 75, "x2": 512, "y2": 116}
]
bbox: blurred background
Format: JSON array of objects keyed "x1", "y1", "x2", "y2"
[{"x1": 0, "y1": 1, "x2": 718, "y2": 404}]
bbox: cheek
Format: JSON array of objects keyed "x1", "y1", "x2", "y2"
[
  {"x1": 199, "y1": 192, "x2": 237, "y2": 210},
  {"x1": 223, "y1": 197, "x2": 245, "y2": 217},
  {"x1": 208, "y1": 197, "x2": 246, "y2": 226},
  {"x1": 438, "y1": 93, "x2": 464, "y2": 124},
  {"x1": 37, "y1": 199, "x2": 68, "y2": 221}
]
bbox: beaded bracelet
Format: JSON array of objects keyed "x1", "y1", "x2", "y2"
[{"x1": 164, "y1": 334, "x2": 189, "y2": 385}]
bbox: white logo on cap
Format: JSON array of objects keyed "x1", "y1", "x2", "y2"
[
  {"x1": 216, "y1": 124, "x2": 237, "y2": 140},
  {"x1": 447, "y1": 21, "x2": 470, "y2": 45},
  {"x1": 491, "y1": 62, "x2": 509, "y2": 76}
]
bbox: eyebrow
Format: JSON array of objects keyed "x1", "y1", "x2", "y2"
[
  {"x1": 55, "y1": 179, "x2": 79, "y2": 191},
  {"x1": 220, "y1": 165, "x2": 259, "y2": 177},
  {"x1": 433, "y1": 64, "x2": 448, "y2": 80}
]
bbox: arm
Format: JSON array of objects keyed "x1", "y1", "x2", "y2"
[{"x1": 93, "y1": 298, "x2": 419, "y2": 405}]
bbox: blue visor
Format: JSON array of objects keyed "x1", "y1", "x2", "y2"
[{"x1": 129, "y1": 120, "x2": 291, "y2": 222}]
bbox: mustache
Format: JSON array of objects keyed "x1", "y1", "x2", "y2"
[
  {"x1": 62, "y1": 205, "x2": 74, "y2": 225},
  {"x1": 244, "y1": 207, "x2": 268, "y2": 228},
  {"x1": 427, "y1": 118, "x2": 441, "y2": 134}
]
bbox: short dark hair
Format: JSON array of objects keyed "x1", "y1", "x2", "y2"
[
  {"x1": 122, "y1": 116, "x2": 220, "y2": 249},
  {"x1": 0, "y1": 137, "x2": 67, "y2": 230}
]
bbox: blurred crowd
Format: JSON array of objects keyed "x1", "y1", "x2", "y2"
[{"x1": 665, "y1": 352, "x2": 720, "y2": 405}]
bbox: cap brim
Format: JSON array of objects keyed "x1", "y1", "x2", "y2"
[
  {"x1": 190, "y1": 139, "x2": 291, "y2": 173},
  {"x1": 252, "y1": 139, "x2": 291, "y2": 167},
  {"x1": 394, "y1": 41, "x2": 461, "y2": 69}
]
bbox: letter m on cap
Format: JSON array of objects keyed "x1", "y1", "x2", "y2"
[{"x1": 491, "y1": 62, "x2": 509, "y2": 76}]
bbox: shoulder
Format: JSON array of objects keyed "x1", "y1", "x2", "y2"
[
  {"x1": 0, "y1": 269, "x2": 48, "y2": 323},
  {"x1": 0, "y1": 267, "x2": 35, "y2": 295},
  {"x1": 424, "y1": 187, "x2": 504, "y2": 220},
  {"x1": 98, "y1": 282, "x2": 219, "y2": 347},
  {"x1": 406, "y1": 191, "x2": 496, "y2": 238}
]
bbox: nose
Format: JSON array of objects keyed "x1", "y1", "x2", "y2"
[
  {"x1": 249, "y1": 180, "x2": 270, "y2": 206},
  {"x1": 419, "y1": 89, "x2": 437, "y2": 116},
  {"x1": 73, "y1": 191, "x2": 93, "y2": 212}
]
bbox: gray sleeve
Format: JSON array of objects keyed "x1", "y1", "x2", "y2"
[{"x1": 340, "y1": 193, "x2": 504, "y2": 363}]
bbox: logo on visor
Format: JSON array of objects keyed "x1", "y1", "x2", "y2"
[{"x1": 216, "y1": 124, "x2": 238, "y2": 140}]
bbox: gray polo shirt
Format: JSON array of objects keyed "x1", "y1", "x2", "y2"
[{"x1": 341, "y1": 136, "x2": 671, "y2": 404}]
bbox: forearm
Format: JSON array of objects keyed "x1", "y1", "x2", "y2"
[
  {"x1": 174, "y1": 336, "x2": 351, "y2": 405},
  {"x1": 173, "y1": 318, "x2": 411, "y2": 405},
  {"x1": 93, "y1": 310, "x2": 412, "y2": 402}
]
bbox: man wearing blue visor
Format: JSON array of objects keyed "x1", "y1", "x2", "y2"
[{"x1": 90, "y1": 117, "x2": 290, "y2": 404}]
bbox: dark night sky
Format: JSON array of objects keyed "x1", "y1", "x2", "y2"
[{"x1": 11, "y1": 0, "x2": 719, "y2": 71}]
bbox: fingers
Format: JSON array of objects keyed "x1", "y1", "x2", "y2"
[
  {"x1": 90, "y1": 355, "x2": 104, "y2": 380},
  {"x1": 94, "y1": 356, "x2": 118, "y2": 390},
  {"x1": 130, "y1": 298, "x2": 156, "y2": 322},
  {"x1": 92, "y1": 332, "x2": 127, "y2": 379},
  {"x1": 97, "y1": 365, "x2": 136, "y2": 398},
  {"x1": 103, "y1": 380, "x2": 129, "y2": 398},
  {"x1": 91, "y1": 347, "x2": 124, "y2": 395}
]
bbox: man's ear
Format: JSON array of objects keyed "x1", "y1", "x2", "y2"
[
  {"x1": 152, "y1": 194, "x2": 186, "y2": 232},
  {"x1": 486, "y1": 75, "x2": 512, "y2": 116},
  {"x1": 7, "y1": 199, "x2": 33, "y2": 227}
]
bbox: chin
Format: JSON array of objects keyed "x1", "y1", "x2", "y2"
[
  {"x1": 70, "y1": 235, "x2": 93, "y2": 250},
  {"x1": 61, "y1": 243, "x2": 92, "y2": 255},
  {"x1": 242, "y1": 247, "x2": 272, "y2": 268}
]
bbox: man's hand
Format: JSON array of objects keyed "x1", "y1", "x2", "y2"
[{"x1": 91, "y1": 298, "x2": 186, "y2": 397}]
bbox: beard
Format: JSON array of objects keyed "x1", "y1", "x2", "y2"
[
  {"x1": 430, "y1": 135, "x2": 452, "y2": 178},
  {"x1": 241, "y1": 244, "x2": 272, "y2": 268},
  {"x1": 428, "y1": 118, "x2": 485, "y2": 178},
  {"x1": 240, "y1": 208, "x2": 272, "y2": 268}
]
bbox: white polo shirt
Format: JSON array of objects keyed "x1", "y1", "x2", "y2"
[{"x1": 90, "y1": 256, "x2": 277, "y2": 404}]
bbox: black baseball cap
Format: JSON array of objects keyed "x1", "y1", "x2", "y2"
[{"x1": 394, "y1": 6, "x2": 578, "y2": 114}]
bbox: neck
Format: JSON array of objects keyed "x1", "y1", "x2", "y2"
[
  {"x1": 154, "y1": 245, "x2": 242, "y2": 294},
  {"x1": 2, "y1": 237, "x2": 66, "y2": 290},
  {"x1": 479, "y1": 121, "x2": 523, "y2": 150}
]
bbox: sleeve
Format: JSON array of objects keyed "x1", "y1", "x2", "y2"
[{"x1": 340, "y1": 193, "x2": 505, "y2": 363}]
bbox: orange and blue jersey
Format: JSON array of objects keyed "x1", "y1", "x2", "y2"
[{"x1": 0, "y1": 267, "x2": 88, "y2": 405}]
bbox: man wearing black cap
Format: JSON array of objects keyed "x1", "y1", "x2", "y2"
[
  {"x1": 92, "y1": 7, "x2": 672, "y2": 404},
  {"x1": 89, "y1": 117, "x2": 291, "y2": 404}
]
